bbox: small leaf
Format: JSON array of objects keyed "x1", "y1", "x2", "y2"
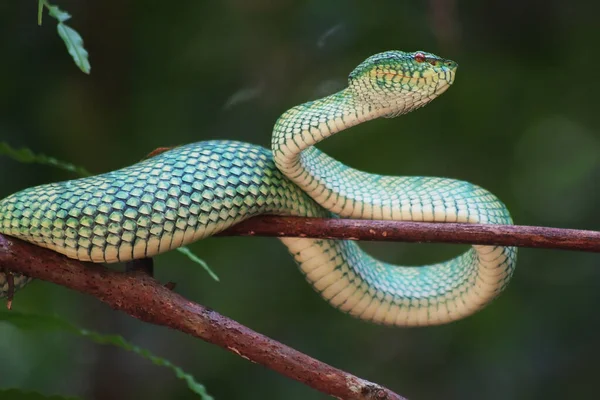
[
  {"x1": 47, "y1": 5, "x2": 71, "y2": 23},
  {"x1": 0, "y1": 141, "x2": 92, "y2": 177},
  {"x1": 56, "y1": 23, "x2": 90, "y2": 74},
  {"x1": 0, "y1": 389, "x2": 79, "y2": 400},
  {"x1": 177, "y1": 247, "x2": 220, "y2": 282},
  {"x1": 223, "y1": 83, "x2": 264, "y2": 110},
  {"x1": 317, "y1": 23, "x2": 344, "y2": 49},
  {"x1": 37, "y1": 0, "x2": 44, "y2": 26},
  {"x1": 0, "y1": 312, "x2": 213, "y2": 399}
]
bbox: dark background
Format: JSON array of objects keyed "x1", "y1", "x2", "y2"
[{"x1": 1, "y1": 1, "x2": 599, "y2": 399}]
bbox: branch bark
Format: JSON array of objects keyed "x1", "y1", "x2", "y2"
[
  {"x1": 1, "y1": 217, "x2": 598, "y2": 399},
  {"x1": 218, "y1": 216, "x2": 600, "y2": 252},
  {"x1": 0, "y1": 233, "x2": 406, "y2": 400}
]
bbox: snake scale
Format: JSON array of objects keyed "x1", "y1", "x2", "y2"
[{"x1": 0, "y1": 50, "x2": 516, "y2": 326}]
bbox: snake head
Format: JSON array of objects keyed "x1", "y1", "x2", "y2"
[{"x1": 348, "y1": 50, "x2": 457, "y2": 117}]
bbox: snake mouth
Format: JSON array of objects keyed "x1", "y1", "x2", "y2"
[
  {"x1": 429, "y1": 68, "x2": 456, "y2": 96},
  {"x1": 444, "y1": 67, "x2": 457, "y2": 85},
  {"x1": 433, "y1": 81, "x2": 452, "y2": 97}
]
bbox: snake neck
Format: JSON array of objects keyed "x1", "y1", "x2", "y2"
[
  {"x1": 271, "y1": 88, "x2": 383, "y2": 176},
  {"x1": 273, "y1": 88, "x2": 354, "y2": 173},
  {"x1": 271, "y1": 85, "x2": 440, "y2": 189}
]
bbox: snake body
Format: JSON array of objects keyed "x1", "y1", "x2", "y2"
[{"x1": 0, "y1": 51, "x2": 516, "y2": 326}]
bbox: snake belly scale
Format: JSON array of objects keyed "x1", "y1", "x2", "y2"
[{"x1": 0, "y1": 50, "x2": 517, "y2": 326}]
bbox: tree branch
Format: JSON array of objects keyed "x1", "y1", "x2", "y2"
[
  {"x1": 0, "y1": 233, "x2": 406, "y2": 400},
  {"x1": 217, "y1": 216, "x2": 600, "y2": 252},
  {"x1": 1, "y1": 217, "x2": 598, "y2": 399}
]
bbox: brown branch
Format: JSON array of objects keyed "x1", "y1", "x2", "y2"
[
  {"x1": 217, "y1": 216, "x2": 600, "y2": 252},
  {"x1": 1, "y1": 217, "x2": 598, "y2": 398},
  {"x1": 0, "y1": 233, "x2": 406, "y2": 400}
]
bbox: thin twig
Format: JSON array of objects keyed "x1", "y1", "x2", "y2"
[
  {"x1": 0, "y1": 233, "x2": 405, "y2": 400},
  {"x1": 217, "y1": 216, "x2": 600, "y2": 252}
]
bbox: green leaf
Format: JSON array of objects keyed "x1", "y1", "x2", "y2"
[
  {"x1": 37, "y1": 1, "x2": 90, "y2": 74},
  {"x1": 46, "y1": 4, "x2": 71, "y2": 23},
  {"x1": 177, "y1": 246, "x2": 220, "y2": 282},
  {"x1": 56, "y1": 23, "x2": 90, "y2": 74},
  {"x1": 0, "y1": 389, "x2": 80, "y2": 400},
  {"x1": 0, "y1": 141, "x2": 92, "y2": 177},
  {"x1": 223, "y1": 84, "x2": 264, "y2": 109},
  {"x1": 37, "y1": 0, "x2": 44, "y2": 26},
  {"x1": 0, "y1": 312, "x2": 213, "y2": 399}
]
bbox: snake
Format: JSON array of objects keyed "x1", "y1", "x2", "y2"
[{"x1": 0, "y1": 50, "x2": 516, "y2": 326}]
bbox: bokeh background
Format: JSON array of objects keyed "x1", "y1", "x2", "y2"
[{"x1": 1, "y1": 1, "x2": 599, "y2": 399}]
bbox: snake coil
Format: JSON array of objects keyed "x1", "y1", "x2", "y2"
[{"x1": 0, "y1": 50, "x2": 516, "y2": 326}]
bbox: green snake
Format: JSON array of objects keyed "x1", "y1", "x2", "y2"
[{"x1": 0, "y1": 50, "x2": 516, "y2": 326}]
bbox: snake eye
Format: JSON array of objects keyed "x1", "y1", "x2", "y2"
[{"x1": 414, "y1": 52, "x2": 426, "y2": 63}]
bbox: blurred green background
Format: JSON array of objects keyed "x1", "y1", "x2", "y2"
[{"x1": 1, "y1": 1, "x2": 600, "y2": 399}]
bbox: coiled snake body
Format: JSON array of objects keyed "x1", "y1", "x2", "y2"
[{"x1": 0, "y1": 51, "x2": 516, "y2": 326}]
